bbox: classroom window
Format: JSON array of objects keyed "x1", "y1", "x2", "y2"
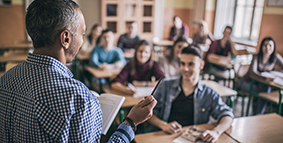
[{"x1": 214, "y1": 0, "x2": 265, "y2": 45}]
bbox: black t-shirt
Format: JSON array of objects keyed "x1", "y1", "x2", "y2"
[{"x1": 168, "y1": 86, "x2": 194, "y2": 126}]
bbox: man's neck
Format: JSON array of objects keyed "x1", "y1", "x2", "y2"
[
  {"x1": 181, "y1": 77, "x2": 198, "y2": 96},
  {"x1": 33, "y1": 46, "x2": 66, "y2": 64},
  {"x1": 127, "y1": 33, "x2": 136, "y2": 39},
  {"x1": 104, "y1": 44, "x2": 113, "y2": 51}
]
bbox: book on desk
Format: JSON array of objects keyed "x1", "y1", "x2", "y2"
[{"x1": 261, "y1": 71, "x2": 283, "y2": 86}]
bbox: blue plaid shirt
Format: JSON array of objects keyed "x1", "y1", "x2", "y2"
[{"x1": 0, "y1": 53, "x2": 134, "y2": 143}]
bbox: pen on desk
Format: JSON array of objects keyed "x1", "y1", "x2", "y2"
[
  {"x1": 142, "y1": 77, "x2": 164, "y2": 108},
  {"x1": 128, "y1": 83, "x2": 136, "y2": 91}
]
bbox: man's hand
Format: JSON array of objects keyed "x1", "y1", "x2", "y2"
[
  {"x1": 126, "y1": 95, "x2": 157, "y2": 125},
  {"x1": 200, "y1": 130, "x2": 221, "y2": 143},
  {"x1": 161, "y1": 121, "x2": 182, "y2": 134},
  {"x1": 99, "y1": 63, "x2": 108, "y2": 70}
]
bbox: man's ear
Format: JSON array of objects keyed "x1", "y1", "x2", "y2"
[{"x1": 60, "y1": 30, "x2": 72, "y2": 50}]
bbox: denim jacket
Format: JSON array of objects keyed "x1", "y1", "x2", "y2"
[{"x1": 148, "y1": 77, "x2": 234, "y2": 132}]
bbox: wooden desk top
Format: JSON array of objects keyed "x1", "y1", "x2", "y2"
[
  {"x1": 103, "y1": 87, "x2": 144, "y2": 108},
  {"x1": 84, "y1": 65, "x2": 120, "y2": 79},
  {"x1": 202, "y1": 80, "x2": 237, "y2": 97},
  {"x1": 208, "y1": 56, "x2": 234, "y2": 69},
  {"x1": 0, "y1": 43, "x2": 33, "y2": 50},
  {"x1": 252, "y1": 77, "x2": 283, "y2": 89},
  {"x1": 226, "y1": 113, "x2": 283, "y2": 143},
  {"x1": 134, "y1": 123, "x2": 237, "y2": 143},
  {"x1": 0, "y1": 54, "x2": 28, "y2": 63}
]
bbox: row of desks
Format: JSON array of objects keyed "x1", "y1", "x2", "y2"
[{"x1": 135, "y1": 113, "x2": 283, "y2": 143}]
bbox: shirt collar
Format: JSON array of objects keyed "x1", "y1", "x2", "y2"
[
  {"x1": 26, "y1": 53, "x2": 73, "y2": 77},
  {"x1": 173, "y1": 76, "x2": 204, "y2": 91}
]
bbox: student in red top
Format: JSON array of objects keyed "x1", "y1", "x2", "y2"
[{"x1": 111, "y1": 40, "x2": 165, "y2": 95}]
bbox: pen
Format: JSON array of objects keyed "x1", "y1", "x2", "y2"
[
  {"x1": 128, "y1": 83, "x2": 136, "y2": 91},
  {"x1": 150, "y1": 76, "x2": 164, "y2": 95},
  {"x1": 142, "y1": 76, "x2": 163, "y2": 108}
]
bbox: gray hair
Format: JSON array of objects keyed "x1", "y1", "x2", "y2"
[{"x1": 25, "y1": 0, "x2": 80, "y2": 49}]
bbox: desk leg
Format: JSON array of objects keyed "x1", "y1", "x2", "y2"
[
  {"x1": 120, "y1": 109, "x2": 124, "y2": 124},
  {"x1": 278, "y1": 89, "x2": 282, "y2": 114},
  {"x1": 246, "y1": 80, "x2": 255, "y2": 116}
]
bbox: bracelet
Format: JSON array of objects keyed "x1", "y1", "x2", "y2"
[{"x1": 123, "y1": 117, "x2": 137, "y2": 131}]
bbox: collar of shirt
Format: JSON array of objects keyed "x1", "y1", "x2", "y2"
[
  {"x1": 171, "y1": 76, "x2": 204, "y2": 91},
  {"x1": 26, "y1": 53, "x2": 73, "y2": 78}
]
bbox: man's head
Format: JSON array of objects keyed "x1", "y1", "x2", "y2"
[
  {"x1": 222, "y1": 26, "x2": 232, "y2": 40},
  {"x1": 180, "y1": 45, "x2": 204, "y2": 83},
  {"x1": 100, "y1": 29, "x2": 114, "y2": 48},
  {"x1": 126, "y1": 21, "x2": 138, "y2": 36},
  {"x1": 26, "y1": 0, "x2": 86, "y2": 63}
]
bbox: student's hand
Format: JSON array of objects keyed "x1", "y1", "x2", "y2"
[
  {"x1": 162, "y1": 121, "x2": 182, "y2": 134},
  {"x1": 99, "y1": 63, "x2": 108, "y2": 70},
  {"x1": 147, "y1": 81, "x2": 156, "y2": 87},
  {"x1": 125, "y1": 88, "x2": 136, "y2": 95},
  {"x1": 200, "y1": 130, "x2": 221, "y2": 143},
  {"x1": 127, "y1": 95, "x2": 157, "y2": 125},
  {"x1": 132, "y1": 80, "x2": 144, "y2": 87}
]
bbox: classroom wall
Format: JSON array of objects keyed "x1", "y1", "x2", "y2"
[
  {"x1": 258, "y1": 2, "x2": 283, "y2": 56},
  {"x1": 0, "y1": 0, "x2": 26, "y2": 44},
  {"x1": 204, "y1": 0, "x2": 216, "y2": 34},
  {"x1": 163, "y1": 0, "x2": 194, "y2": 39}
]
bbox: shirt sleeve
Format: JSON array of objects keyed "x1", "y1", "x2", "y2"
[
  {"x1": 152, "y1": 62, "x2": 165, "y2": 79},
  {"x1": 209, "y1": 90, "x2": 234, "y2": 122},
  {"x1": 89, "y1": 47, "x2": 102, "y2": 67},
  {"x1": 108, "y1": 123, "x2": 135, "y2": 143},
  {"x1": 114, "y1": 48, "x2": 127, "y2": 66}
]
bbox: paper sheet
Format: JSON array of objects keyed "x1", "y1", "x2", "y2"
[{"x1": 133, "y1": 87, "x2": 154, "y2": 98}]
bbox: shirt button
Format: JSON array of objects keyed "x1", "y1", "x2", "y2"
[{"x1": 202, "y1": 108, "x2": 205, "y2": 112}]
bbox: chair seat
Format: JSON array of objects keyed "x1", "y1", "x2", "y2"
[{"x1": 258, "y1": 91, "x2": 283, "y2": 104}]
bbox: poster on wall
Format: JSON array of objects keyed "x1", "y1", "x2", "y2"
[{"x1": 0, "y1": 0, "x2": 11, "y2": 6}]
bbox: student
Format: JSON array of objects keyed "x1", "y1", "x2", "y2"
[
  {"x1": 192, "y1": 20, "x2": 215, "y2": 46},
  {"x1": 169, "y1": 16, "x2": 189, "y2": 41},
  {"x1": 148, "y1": 45, "x2": 234, "y2": 143},
  {"x1": 117, "y1": 21, "x2": 141, "y2": 53},
  {"x1": 79, "y1": 23, "x2": 102, "y2": 55},
  {"x1": 0, "y1": 0, "x2": 157, "y2": 142},
  {"x1": 239, "y1": 37, "x2": 283, "y2": 115},
  {"x1": 157, "y1": 36, "x2": 189, "y2": 78},
  {"x1": 111, "y1": 40, "x2": 165, "y2": 95},
  {"x1": 203, "y1": 26, "x2": 237, "y2": 79},
  {"x1": 89, "y1": 29, "x2": 126, "y2": 70}
]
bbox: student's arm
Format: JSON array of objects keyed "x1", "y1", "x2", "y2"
[
  {"x1": 148, "y1": 115, "x2": 182, "y2": 134},
  {"x1": 111, "y1": 82, "x2": 136, "y2": 95},
  {"x1": 89, "y1": 47, "x2": 103, "y2": 67},
  {"x1": 200, "y1": 116, "x2": 233, "y2": 143},
  {"x1": 114, "y1": 48, "x2": 127, "y2": 68},
  {"x1": 249, "y1": 54, "x2": 272, "y2": 81},
  {"x1": 229, "y1": 38, "x2": 237, "y2": 57}
]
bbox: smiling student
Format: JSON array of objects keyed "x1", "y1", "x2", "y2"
[
  {"x1": 148, "y1": 45, "x2": 234, "y2": 143},
  {"x1": 111, "y1": 40, "x2": 164, "y2": 95}
]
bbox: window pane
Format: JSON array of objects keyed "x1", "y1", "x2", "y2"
[
  {"x1": 233, "y1": 6, "x2": 253, "y2": 38},
  {"x1": 143, "y1": 5, "x2": 152, "y2": 16},
  {"x1": 143, "y1": 22, "x2": 152, "y2": 32},
  {"x1": 124, "y1": 4, "x2": 136, "y2": 17},
  {"x1": 251, "y1": 7, "x2": 264, "y2": 40},
  {"x1": 107, "y1": 22, "x2": 117, "y2": 33},
  {"x1": 256, "y1": 0, "x2": 265, "y2": 6},
  {"x1": 107, "y1": 4, "x2": 117, "y2": 16}
]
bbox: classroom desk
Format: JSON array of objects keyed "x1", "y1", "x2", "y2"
[
  {"x1": 84, "y1": 65, "x2": 120, "y2": 93},
  {"x1": 152, "y1": 39, "x2": 174, "y2": 47},
  {"x1": 226, "y1": 113, "x2": 283, "y2": 143},
  {"x1": 246, "y1": 77, "x2": 283, "y2": 115},
  {"x1": 203, "y1": 80, "x2": 237, "y2": 108},
  {"x1": 134, "y1": 123, "x2": 237, "y2": 143}
]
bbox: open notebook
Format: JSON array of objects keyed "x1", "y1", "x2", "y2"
[{"x1": 91, "y1": 90, "x2": 125, "y2": 135}]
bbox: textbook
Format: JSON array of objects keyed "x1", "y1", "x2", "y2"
[
  {"x1": 173, "y1": 127, "x2": 205, "y2": 143},
  {"x1": 91, "y1": 91, "x2": 125, "y2": 135}
]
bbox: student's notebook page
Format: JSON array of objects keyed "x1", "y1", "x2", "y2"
[
  {"x1": 97, "y1": 93, "x2": 125, "y2": 135},
  {"x1": 133, "y1": 87, "x2": 154, "y2": 98}
]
